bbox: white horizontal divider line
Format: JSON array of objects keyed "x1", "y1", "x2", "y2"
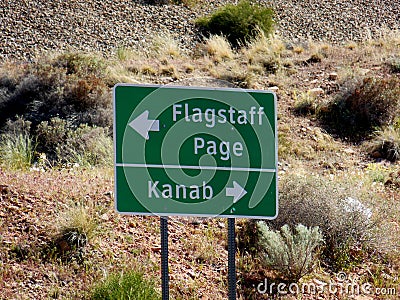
[{"x1": 116, "y1": 163, "x2": 276, "y2": 173}]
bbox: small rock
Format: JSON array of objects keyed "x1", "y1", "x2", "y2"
[
  {"x1": 100, "y1": 213, "x2": 109, "y2": 221},
  {"x1": 371, "y1": 151, "x2": 382, "y2": 159},
  {"x1": 343, "y1": 148, "x2": 355, "y2": 154},
  {"x1": 104, "y1": 191, "x2": 113, "y2": 198},
  {"x1": 308, "y1": 87, "x2": 324, "y2": 97},
  {"x1": 328, "y1": 72, "x2": 338, "y2": 80},
  {"x1": 268, "y1": 86, "x2": 279, "y2": 92},
  {"x1": 187, "y1": 270, "x2": 197, "y2": 278},
  {"x1": 360, "y1": 69, "x2": 371, "y2": 76},
  {"x1": 151, "y1": 245, "x2": 161, "y2": 252}
]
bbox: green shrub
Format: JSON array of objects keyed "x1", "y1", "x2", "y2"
[
  {"x1": 0, "y1": 117, "x2": 35, "y2": 170},
  {"x1": 394, "y1": 117, "x2": 400, "y2": 131},
  {"x1": 257, "y1": 223, "x2": 323, "y2": 281},
  {"x1": 35, "y1": 117, "x2": 71, "y2": 161},
  {"x1": 268, "y1": 174, "x2": 375, "y2": 270},
  {"x1": 90, "y1": 270, "x2": 160, "y2": 300},
  {"x1": 318, "y1": 76, "x2": 400, "y2": 141},
  {"x1": 196, "y1": 0, "x2": 274, "y2": 47}
]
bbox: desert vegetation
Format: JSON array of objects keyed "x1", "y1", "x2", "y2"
[{"x1": 1, "y1": 1, "x2": 399, "y2": 299}]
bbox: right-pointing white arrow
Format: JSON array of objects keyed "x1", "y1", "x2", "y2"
[
  {"x1": 128, "y1": 110, "x2": 159, "y2": 140},
  {"x1": 226, "y1": 181, "x2": 247, "y2": 203}
]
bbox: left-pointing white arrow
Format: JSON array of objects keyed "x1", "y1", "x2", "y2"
[
  {"x1": 128, "y1": 110, "x2": 159, "y2": 140},
  {"x1": 226, "y1": 181, "x2": 247, "y2": 203}
]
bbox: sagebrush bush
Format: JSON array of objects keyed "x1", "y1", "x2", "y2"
[
  {"x1": 318, "y1": 76, "x2": 400, "y2": 140},
  {"x1": 0, "y1": 52, "x2": 114, "y2": 167},
  {"x1": 36, "y1": 117, "x2": 112, "y2": 166},
  {"x1": 257, "y1": 223, "x2": 323, "y2": 281},
  {"x1": 267, "y1": 174, "x2": 376, "y2": 270},
  {"x1": 196, "y1": 0, "x2": 274, "y2": 47},
  {"x1": 90, "y1": 270, "x2": 160, "y2": 300},
  {"x1": 0, "y1": 53, "x2": 112, "y2": 131},
  {"x1": 66, "y1": 125, "x2": 113, "y2": 167},
  {"x1": 0, "y1": 67, "x2": 64, "y2": 128}
]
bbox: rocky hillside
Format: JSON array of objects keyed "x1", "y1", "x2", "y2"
[{"x1": 1, "y1": 0, "x2": 399, "y2": 61}]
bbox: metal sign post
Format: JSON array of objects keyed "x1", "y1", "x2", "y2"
[
  {"x1": 161, "y1": 217, "x2": 169, "y2": 300},
  {"x1": 228, "y1": 218, "x2": 236, "y2": 300}
]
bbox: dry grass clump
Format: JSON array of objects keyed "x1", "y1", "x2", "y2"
[
  {"x1": 115, "y1": 46, "x2": 137, "y2": 62},
  {"x1": 292, "y1": 90, "x2": 318, "y2": 116},
  {"x1": 363, "y1": 29, "x2": 400, "y2": 51},
  {"x1": 203, "y1": 35, "x2": 234, "y2": 63},
  {"x1": 141, "y1": 65, "x2": 158, "y2": 76},
  {"x1": 387, "y1": 56, "x2": 400, "y2": 73},
  {"x1": 52, "y1": 202, "x2": 98, "y2": 260},
  {"x1": 217, "y1": 64, "x2": 255, "y2": 88},
  {"x1": 292, "y1": 44, "x2": 305, "y2": 54},
  {"x1": 106, "y1": 64, "x2": 141, "y2": 85},
  {"x1": 365, "y1": 126, "x2": 400, "y2": 162},
  {"x1": 244, "y1": 33, "x2": 286, "y2": 75},
  {"x1": 182, "y1": 63, "x2": 195, "y2": 73},
  {"x1": 150, "y1": 32, "x2": 181, "y2": 58},
  {"x1": 346, "y1": 41, "x2": 358, "y2": 50},
  {"x1": 159, "y1": 64, "x2": 179, "y2": 80}
]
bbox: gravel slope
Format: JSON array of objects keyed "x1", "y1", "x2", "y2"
[
  {"x1": 269, "y1": 0, "x2": 400, "y2": 43},
  {"x1": 1, "y1": 0, "x2": 399, "y2": 61}
]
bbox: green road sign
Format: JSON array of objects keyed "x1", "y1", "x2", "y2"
[{"x1": 114, "y1": 84, "x2": 278, "y2": 219}]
